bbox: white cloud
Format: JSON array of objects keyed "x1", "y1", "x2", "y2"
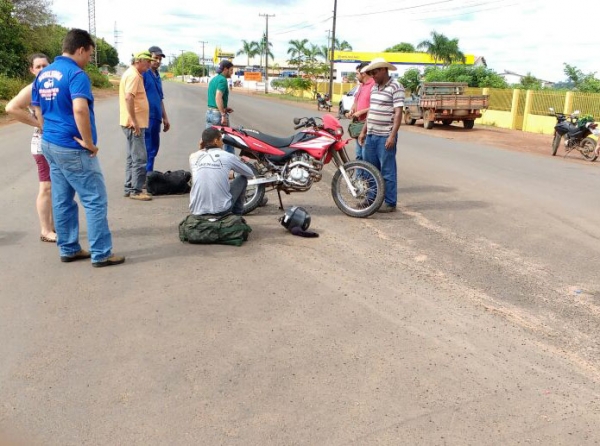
[{"x1": 50, "y1": 0, "x2": 596, "y2": 82}]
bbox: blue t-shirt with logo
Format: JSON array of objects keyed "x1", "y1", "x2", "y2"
[
  {"x1": 31, "y1": 56, "x2": 97, "y2": 149},
  {"x1": 143, "y1": 69, "x2": 164, "y2": 121}
]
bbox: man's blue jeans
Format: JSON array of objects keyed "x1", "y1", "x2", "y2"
[
  {"x1": 205, "y1": 109, "x2": 235, "y2": 154},
  {"x1": 355, "y1": 139, "x2": 364, "y2": 161},
  {"x1": 363, "y1": 134, "x2": 397, "y2": 207},
  {"x1": 122, "y1": 127, "x2": 148, "y2": 194},
  {"x1": 41, "y1": 140, "x2": 113, "y2": 263},
  {"x1": 144, "y1": 118, "x2": 162, "y2": 172}
]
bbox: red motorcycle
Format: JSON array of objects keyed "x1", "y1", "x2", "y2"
[{"x1": 218, "y1": 115, "x2": 385, "y2": 218}]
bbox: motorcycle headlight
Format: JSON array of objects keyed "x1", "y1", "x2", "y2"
[{"x1": 335, "y1": 127, "x2": 344, "y2": 137}]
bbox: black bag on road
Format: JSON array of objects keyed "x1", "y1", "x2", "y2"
[{"x1": 146, "y1": 170, "x2": 191, "y2": 195}]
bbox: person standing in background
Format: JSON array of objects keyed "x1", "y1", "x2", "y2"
[
  {"x1": 206, "y1": 60, "x2": 235, "y2": 154},
  {"x1": 6, "y1": 53, "x2": 57, "y2": 243},
  {"x1": 119, "y1": 50, "x2": 153, "y2": 201},
  {"x1": 143, "y1": 45, "x2": 171, "y2": 172},
  {"x1": 347, "y1": 61, "x2": 374, "y2": 161}
]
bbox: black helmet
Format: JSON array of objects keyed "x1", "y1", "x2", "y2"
[{"x1": 280, "y1": 206, "x2": 311, "y2": 231}]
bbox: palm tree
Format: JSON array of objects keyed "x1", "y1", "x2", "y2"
[
  {"x1": 334, "y1": 39, "x2": 353, "y2": 51},
  {"x1": 317, "y1": 45, "x2": 329, "y2": 61},
  {"x1": 417, "y1": 31, "x2": 465, "y2": 66},
  {"x1": 287, "y1": 38, "x2": 309, "y2": 66},
  {"x1": 237, "y1": 39, "x2": 259, "y2": 66}
]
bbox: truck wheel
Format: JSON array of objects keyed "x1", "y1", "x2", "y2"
[
  {"x1": 442, "y1": 119, "x2": 452, "y2": 126},
  {"x1": 423, "y1": 111, "x2": 434, "y2": 130},
  {"x1": 463, "y1": 119, "x2": 475, "y2": 129},
  {"x1": 404, "y1": 112, "x2": 416, "y2": 125}
]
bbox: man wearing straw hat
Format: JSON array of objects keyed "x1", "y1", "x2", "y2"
[{"x1": 358, "y1": 57, "x2": 404, "y2": 213}]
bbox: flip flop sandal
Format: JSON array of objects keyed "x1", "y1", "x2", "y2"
[{"x1": 40, "y1": 235, "x2": 57, "y2": 243}]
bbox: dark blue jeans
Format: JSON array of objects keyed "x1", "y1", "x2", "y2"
[
  {"x1": 144, "y1": 118, "x2": 161, "y2": 172},
  {"x1": 364, "y1": 134, "x2": 397, "y2": 207}
]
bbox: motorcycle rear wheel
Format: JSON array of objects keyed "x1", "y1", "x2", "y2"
[
  {"x1": 551, "y1": 132, "x2": 561, "y2": 156},
  {"x1": 580, "y1": 137, "x2": 598, "y2": 161},
  {"x1": 241, "y1": 163, "x2": 266, "y2": 215},
  {"x1": 331, "y1": 160, "x2": 385, "y2": 218}
]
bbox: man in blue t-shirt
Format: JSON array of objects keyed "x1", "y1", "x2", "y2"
[
  {"x1": 31, "y1": 28, "x2": 124, "y2": 268},
  {"x1": 143, "y1": 45, "x2": 171, "y2": 172}
]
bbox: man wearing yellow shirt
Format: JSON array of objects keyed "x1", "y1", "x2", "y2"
[{"x1": 119, "y1": 50, "x2": 153, "y2": 201}]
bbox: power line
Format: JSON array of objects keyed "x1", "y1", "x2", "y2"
[{"x1": 271, "y1": 16, "x2": 333, "y2": 36}]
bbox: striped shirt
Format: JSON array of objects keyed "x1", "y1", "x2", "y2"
[{"x1": 366, "y1": 78, "x2": 405, "y2": 136}]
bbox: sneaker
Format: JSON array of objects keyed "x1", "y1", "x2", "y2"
[
  {"x1": 130, "y1": 192, "x2": 152, "y2": 201},
  {"x1": 123, "y1": 191, "x2": 131, "y2": 197},
  {"x1": 60, "y1": 249, "x2": 91, "y2": 263},
  {"x1": 377, "y1": 203, "x2": 397, "y2": 213},
  {"x1": 92, "y1": 254, "x2": 126, "y2": 268}
]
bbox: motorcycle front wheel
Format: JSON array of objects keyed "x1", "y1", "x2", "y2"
[
  {"x1": 551, "y1": 132, "x2": 561, "y2": 156},
  {"x1": 580, "y1": 137, "x2": 598, "y2": 162},
  {"x1": 331, "y1": 160, "x2": 385, "y2": 218},
  {"x1": 241, "y1": 163, "x2": 266, "y2": 215}
]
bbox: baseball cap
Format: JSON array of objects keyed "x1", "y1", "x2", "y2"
[
  {"x1": 148, "y1": 46, "x2": 165, "y2": 57},
  {"x1": 134, "y1": 50, "x2": 153, "y2": 61}
]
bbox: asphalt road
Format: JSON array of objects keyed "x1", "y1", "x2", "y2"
[{"x1": 1, "y1": 82, "x2": 599, "y2": 445}]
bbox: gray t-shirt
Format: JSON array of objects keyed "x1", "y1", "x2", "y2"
[{"x1": 189, "y1": 148, "x2": 254, "y2": 215}]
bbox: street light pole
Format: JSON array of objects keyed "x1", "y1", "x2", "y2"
[
  {"x1": 180, "y1": 49, "x2": 185, "y2": 81},
  {"x1": 259, "y1": 13, "x2": 275, "y2": 94},
  {"x1": 328, "y1": 0, "x2": 338, "y2": 99},
  {"x1": 198, "y1": 40, "x2": 208, "y2": 77}
]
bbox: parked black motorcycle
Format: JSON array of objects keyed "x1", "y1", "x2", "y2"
[
  {"x1": 316, "y1": 92, "x2": 332, "y2": 112},
  {"x1": 549, "y1": 108, "x2": 599, "y2": 161}
]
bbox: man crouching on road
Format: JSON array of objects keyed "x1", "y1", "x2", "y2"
[{"x1": 189, "y1": 128, "x2": 254, "y2": 216}]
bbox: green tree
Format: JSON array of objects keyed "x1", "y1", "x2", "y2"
[
  {"x1": 563, "y1": 63, "x2": 600, "y2": 93},
  {"x1": 11, "y1": 0, "x2": 55, "y2": 27},
  {"x1": 173, "y1": 51, "x2": 202, "y2": 76},
  {"x1": 334, "y1": 38, "x2": 352, "y2": 51},
  {"x1": 287, "y1": 38, "x2": 309, "y2": 68},
  {"x1": 417, "y1": 31, "x2": 465, "y2": 66},
  {"x1": 28, "y1": 24, "x2": 68, "y2": 62},
  {"x1": 384, "y1": 42, "x2": 415, "y2": 53},
  {"x1": 517, "y1": 73, "x2": 542, "y2": 90},
  {"x1": 399, "y1": 68, "x2": 422, "y2": 93},
  {"x1": 422, "y1": 65, "x2": 508, "y2": 88},
  {"x1": 0, "y1": 0, "x2": 28, "y2": 77},
  {"x1": 95, "y1": 38, "x2": 119, "y2": 68},
  {"x1": 237, "y1": 39, "x2": 259, "y2": 66}
]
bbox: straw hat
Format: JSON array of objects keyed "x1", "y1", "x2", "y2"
[{"x1": 360, "y1": 57, "x2": 397, "y2": 73}]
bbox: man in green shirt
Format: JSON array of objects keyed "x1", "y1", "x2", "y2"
[{"x1": 206, "y1": 60, "x2": 235, "y2": 153}]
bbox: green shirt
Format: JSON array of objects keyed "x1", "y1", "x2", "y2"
[{"x1": 207, "y1": 74, "x2": 229, "y2": 109}]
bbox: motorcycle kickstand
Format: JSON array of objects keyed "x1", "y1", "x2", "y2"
[{"x1": 276, "y1": 188, "x2": 285, "y2": 210}]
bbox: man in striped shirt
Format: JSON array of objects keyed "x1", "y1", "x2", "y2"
[{"x1": 358, "y1": 58, "x2": 404, "y2": 213}]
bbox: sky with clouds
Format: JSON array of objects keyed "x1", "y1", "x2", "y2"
[{"x1": 50, "y1": 0, "x2": 595, "y2": 82}]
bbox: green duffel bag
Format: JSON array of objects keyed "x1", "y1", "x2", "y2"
[
  {"x1": 179, "y1": 213, "x2": 252, "y2": 246},
  {"x1": 347, "y1": 119, "x2": 365, "y2": 139}
]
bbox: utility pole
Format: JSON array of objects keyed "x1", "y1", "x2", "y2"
[
  {"x1": 328, "y1": 0, "x2": 338, "y2": 99},
  {"x1": 87, "y1": 0, "x2": 97, "y2": 65},
  {"x1": 180, "y1": 50, "x2": 185, "y2": 81},
  {"x1": 198, "y1": 40, "x2": 208, "y2": 77},
  {"x1": 259, "y1": 13, "x2": 275, "y2": 94},
  {"x1": 325, "y1": 30, "x2": 331, "y2": 61}
]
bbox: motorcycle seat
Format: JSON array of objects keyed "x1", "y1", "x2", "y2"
[{"x1": 250, "y1": 131, "x2": 295, "y2": 148}]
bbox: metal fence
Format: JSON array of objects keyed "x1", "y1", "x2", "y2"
[{"x1": 487, "y1": 88, "x2": 513, "y2": 112}]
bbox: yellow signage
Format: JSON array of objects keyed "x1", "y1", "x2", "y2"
[
  {"x1": 333, "y1": 51, "x2": 475, "y2": 65},
  {"x1": 213, "y1": 47, "x2": 235, "y2": 65}
]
